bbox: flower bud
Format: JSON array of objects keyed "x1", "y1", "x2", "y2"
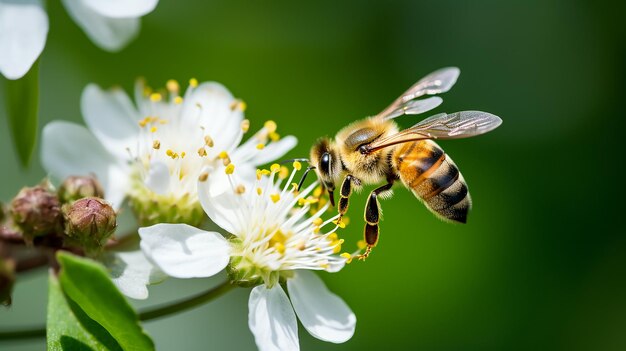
[
  {"x1": 58, "y1": 176, "x2": 105, "y2": 203},
  {"x1": 10, "y1": 185, "x2": 63, "y2": 241},
  {"x1": 63, "y1": 197, "x2": 117, "y2": 256},
  {"x1": 0, "y1": 258, "x2": 15, "y2": 306}
]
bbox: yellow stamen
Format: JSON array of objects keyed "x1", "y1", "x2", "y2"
[
  {"x1": 279, "y1": 166, "x2": 289, "y2": 179},
  {"x1": 204, "y1": 135, "x2": 214, "y2": 148},
  {"x1": 180, "y1": 151, "x2": 186, "y2": 158},
  {"x1": 274, "y1": 242, "x2": 286, "y2": 254},
  {"x1": 293, "y1": 161, "x2": 302, "y2": 171},
  {"x1": 332, "y1": 219, "x2": 346, "y2": 229},
  {"x1": 222, "y1": 156, "x2": 231, "y2": 166},
  {"x1": 198, "y1": 147, "x2": 207, "y2": 157},
  {"x1": 357, "y1": 240, "x2": 367, "y2": 250},
  {"x1": 270, "y1": 193, "x2": 280, "y2": 203},
  {"x1": 312, "y1": 218, "x2": 323, "y2": 226},
  {"x1": 198, "y1": 172, "x2": 209, "y2": 182},
  {"x1": 174, "y1": 96, "x2": 184, "y2": 104},
  {"x1": 340, "y1": 252, "x2": 353, "y2": 264},
  {"x1": 270, "y1": 163, "x2": 280, "y2": 173},
  {"x1": 235, "y1": 185, "x2": 246, "y2": 194},
  {"x1": 327, "y1": 233, "x2": 338, "y2": 241},
  {"x1": 269, "y1": 132, "x2": 280, "y2": 142},
  {"x1": 264, "y1": 120, "x2": 277, "y2": 133},
  {"x1": 218, "y1": 151, "x2": 228, "y2": 159},
  {"x1": 313, "y1": 186, "x2": 323, "y2": 197},
  {"x1": 256, "y1": 187, "x2": 262, "y2": 195},
  {"x1": 256, "y1": 169, "x2": 263, "y2": 181},
  {"x1": 256, "y1": 143, "x2": 265, "y2": 150},
  {"x1": 150, "y1": 126, "x2": 158, "y2": 133},
  {"x1": 189, "y1": 78, "x2": 198, "y2": 87},
  {"x1": 241, "y1": 119, "x2": 250, "y2": 132},
  {"x1": 152, "y1": 140, "x2": 161, "y2": 149},
  {"x1": 150, "y1": 93, "x2": 162, "y2": 102},
  {"x1": 225, "y1": 164, "x2": 235, "y2": 174},
  {"x1": 166, "y1": 79, "x2": 179, "y2": 92}
]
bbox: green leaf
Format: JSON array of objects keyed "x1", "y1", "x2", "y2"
[
  {"x1": 47, "y1": 272, "x2": 122, "y2": 350},
  {"x1": 4, "y1": 59, "x2": 40, "y2": 167},
  {"x1": 57, "y1": 252, "x2": 155, "y2": 351}
]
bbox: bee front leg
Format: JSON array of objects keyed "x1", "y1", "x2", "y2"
[
  {"x1": 338, "y1": 175, "x2": 361, "y2": 223},
  {"x1": 359, "y1": 181, "x2": 394, "y2": 260}
]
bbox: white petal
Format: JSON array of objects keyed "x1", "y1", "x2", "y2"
[
  {"x1": 251, "y1": 135, "x2": 297, "y2": 166},
  {"x1": 144, "y1": 161, "x2": 170, "y2": 195},
  {"x1": 62, "y1": 0, "x2": 140, "y2": 52},
  {"x1": 40, "y1": 121, "x2": 130, "y2": 209},
  {"x1": 105, "y1": 250, "x2": 166, "y2": 300},
  {"x1": 197, "y1": 169, "x2": 240, "y2": 235},
  {"x1": 0, "y1": 0, "x2": 48, "y2": 79},
  {"x1": 81, "y1": 84, "x2": 139, "y2": 159},
  {"x1": 139, "y1": 224, "x2": 230, "y2": 279},
  {"x1": 180, "y1": 82, "x2": 243, "y2": 152},
  {"x1": 287, "y1": 271, "x2": 356, "y2": 343},
  {"x1": 81, "y1": 0, "x2": 158, "y2": 18},
  {"x1": 248, "y1": 284, "x2": 299, "y2": 351}
]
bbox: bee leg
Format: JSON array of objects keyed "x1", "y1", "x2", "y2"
[
  {"x1": 337, "y1": 175, "x2": 361, "y2": 223},
  {"x1": 358, "y1": 181, "x2": 394, "y2": 260}
]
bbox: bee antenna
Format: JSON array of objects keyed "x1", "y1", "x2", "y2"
[
  {"x1": 297, "y1": 166, "x2": 316, "y2": 191},
  {"x1": 280, "y1": 158, "x2": 310, "y2": 165}
]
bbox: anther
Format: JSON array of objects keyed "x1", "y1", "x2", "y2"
[
  {"x1": 150, "y1": 93, "x2": 162, "y2": 102},
  {"x1": 270, "y1": 164, "x2": 280, "y2": 173},
  {"x1": 189, "y1": 78, "x2": 198, "y2": 88},
  {"x1": 198, "y1": 172, "x2": 209, "y2": 182},
  {"x1": 241, "y1": 119, "x2": 250, "y2": 132},
  {"x1": 198, "y1": 147, "x2": 207, "y2": 157},
  {"x1": 270, "y1": 193, "x2": 280, "y2": 203},
  {"x1": 264, "y1": 120, "x2": 277, "y2": 133},
  {"x1": 256, "y1": 143, "x2": 265, "y2": 150},
  {"x1": 235, "y1": 185, "x2": 246, "y2": 194},
  {"x1": 293, "y1": 161, "x2": 302, "y2": 171},
  {"x1": 225, "y1": 164, "x2": 235, "y2": 174},
  {"x1": 174, "y1": 96, "x2": 183, "y2": 104},
  {"x1": 152, "y1": 140, "x2": 161, "y2": 149},
  {"x1": 204, "y1": 135, "x2": 214, "y2": 147},
  {"x1": 166, "y1": 79, "x2": 179, "y2": 92}
]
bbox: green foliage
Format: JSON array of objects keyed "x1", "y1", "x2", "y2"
[
  {"x1": 52, "y1": 252, "x2": 154, "y2": 351},
  {"x1": 47, "y1": 272, "x2": 122, "y2": 350},
  {"x1": 4, "y1": 60, "x2": 39, "y2": 167}
]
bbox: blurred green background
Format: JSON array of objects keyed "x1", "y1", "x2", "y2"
[{"x1": 1, "y1": 0, "x2": 625, "y2": 350}]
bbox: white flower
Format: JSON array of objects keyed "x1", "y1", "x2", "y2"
[
  {"x1": 138, "y1": 163, "x2": 356, "y2": 350},
  {"x1": 0, "y1": 0, "x2": 158, "y2": 79},
  {"x1": 41, "y1": 79, "x2": 296, "y2": 225}
]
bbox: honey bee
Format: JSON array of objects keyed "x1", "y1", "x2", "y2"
[{"x1": 307, "y1": 67, "x2": 502, "y2": 259}]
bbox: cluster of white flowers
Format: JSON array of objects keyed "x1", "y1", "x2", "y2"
[
  {"x1": 0, "y1": 0, "x2": 158, "y2": 80},
  {"x1": 139, "y1": 162, "x2": 355, "y2": 350},
  {"x1": 41, "y1": 77, "x2": 356, "y2": 350}
]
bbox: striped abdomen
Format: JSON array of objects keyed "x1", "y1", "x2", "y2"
[{"x1": 392, "y1": 140, "x2": 471, "y2": 223}]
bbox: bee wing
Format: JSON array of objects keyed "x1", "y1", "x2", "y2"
[
  {"x1": 366, "y1": 111, "x2": 502, "y2": 153},
  {"x1": 382, "y1": 96, "x2": 443, "y2": 119},
  {"x1": 376, "y1": 67, "x2": 460, "y2": 120}
]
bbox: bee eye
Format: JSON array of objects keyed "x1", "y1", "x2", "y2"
[{"x1": 320, "y1": 152, "x2": 331, "y2": 175}]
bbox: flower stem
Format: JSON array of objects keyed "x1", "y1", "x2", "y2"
[
  {"x1": 0, "y1": 280, "x2": 235, "y2": 340},
  {"x1": 139, "y1": 280, "x2": 234, "y2": 321}
]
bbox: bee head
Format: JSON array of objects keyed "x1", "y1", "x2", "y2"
[{"x1": 310, "y1": 138, "x2": 341, "y2": 206}]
